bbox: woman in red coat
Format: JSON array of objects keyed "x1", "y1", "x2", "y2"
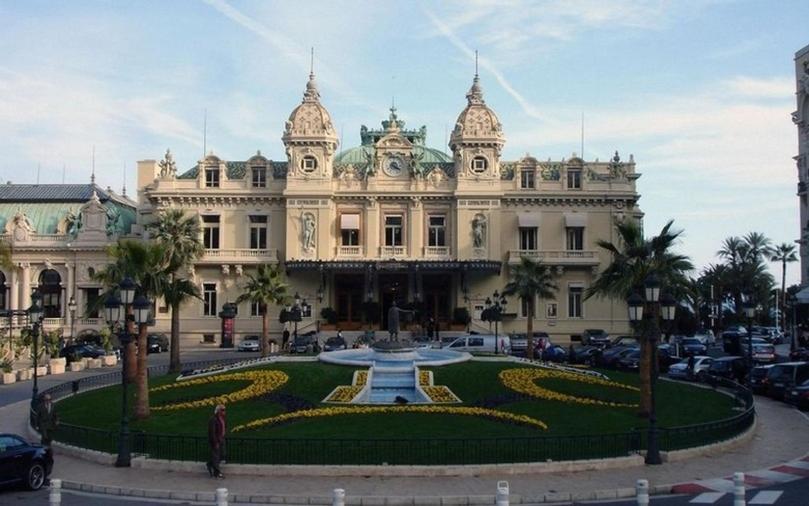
[{"x1": 206, "y1": 404, "x2": 226, "y2": 478}]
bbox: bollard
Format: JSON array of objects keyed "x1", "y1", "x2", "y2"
[
  {"x1": 496, "y1": 480, "x2": 509, "y2": 506},
  {"x1": 635, "y1": 479, "x2": 649, "y2": 506},
  {"x1": 333, "y1": 488, "x2": 345, "y2": 506},
  {"x1": 216, "y1": 487, "x2": 228, "y2": 506},
  {"x1": 49, "y1": 478, "x2": 61, "y2": 506},
  {"x1": 733, "y1": 472, "x2": 746, "y2": 506}
]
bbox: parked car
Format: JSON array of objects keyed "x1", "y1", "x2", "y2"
[
  {"x1": 237, "y1": 335, "x2": 260, "y2": 352},
  {"x1": 679, "y1": 337, "x2": 707, "y2": 356},
  {"x1": 582, "y1": 329, "x2": 610, "y2": 347},
  {"x1": 290, "y1": 333, "x2": 318, "y2": 353},
  {"x1": 750, "y1": 365, "x2": 776, "y2": 394},
  {"x1": 442, "y1": 335, "x2": 511, "y2": 354},
  {"x1": 539, "y1": 344, "x2": 568, "y2": 363},
  {"x1": 764, "y1": 362, "x2": 809, "y2": 400},
  {"x1": 0, "y1": 433, "x2": 53, "y2": 490},
  {"x1": 59, "y1": 343, "x2": 105, "y2": 363},
  {"x1": 598, "y1": 346, "x2": 639, "y2": 368},
  {"x1": 784, "y1": 378, "x2": 809, "y2": 410},
  {"x1": 617, "y1": 349, "x2": 641, "y2": 371},
  {"x1": 693, "y1": 330, "x2": 716, "y2": 346},
  {"x1": 790, "y1": 348, "x2": 809, "y2": 361},
  {"x1": 508, "y1": 333, "x2": 527, "y2": 354},
  {"x1": 147, "y1": 333, "x2": 169, "y2": 352},
  {"x1": 323, "y1": 336, "x2": 347, "y2": 352},
  {"x1": 705, "y1": 356, "x2": 748, "y2": 383},
  {"x1": 668, "y1": 356, "x2": 714, "y2": 381},
  {"x1": 571, "y1": 345, "x2": 601, "y2": 365},
  {"x1": 751, "y1": 343, "x2": 776, "y2": 364}
]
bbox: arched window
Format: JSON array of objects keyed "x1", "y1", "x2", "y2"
[{"x1": 39, "y1": 269, "x2": 62, "y2": 318}]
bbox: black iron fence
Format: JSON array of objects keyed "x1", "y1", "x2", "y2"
[{"x1": 43, "y1": 360, "x2": 756, "y2": 465}]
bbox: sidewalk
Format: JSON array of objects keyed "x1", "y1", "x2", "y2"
[{"x1": 2, "y1": 394, "x2": 808, "y2": 503}]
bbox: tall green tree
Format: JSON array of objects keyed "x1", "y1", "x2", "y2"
[
  {"x1": 235, "y1": 265, "x2": 289, "y2": 357},
  {"x1": 503, "y1": 257, "x2": 558, "y2": 360},
  {"x1": 771, "y1": 243, "x2": 798, "y2": 329},
  {"x1": 95, "y1": 240, "x2": 168, "y2": 420},
  {"x1": 145, "y1": 210, "x2": 203, "y2": 373},
  {"x1": 586, "y1": 219, "x2": 693, "y2": 416}
]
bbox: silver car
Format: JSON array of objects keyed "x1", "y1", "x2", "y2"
[
  {"x1": 237, "y1": 335, "x2": 260, "y2": 352},
  {"x1": 668, "y1": 356, "x2": 714, "y2": 381}
]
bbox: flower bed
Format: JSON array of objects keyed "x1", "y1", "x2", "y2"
[
  {"x1": 233, "y1": 405, "x2": 548, "y2": 432},
  {"x1": 499, "y1": 368, "x2": 638, "y2": 408},
  {"x1": 150, "y1": 370, "x2": 289, "y2": 411}
]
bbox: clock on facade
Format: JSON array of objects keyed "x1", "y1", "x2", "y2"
[{"x1": 383, "y1": 155, "x2": 405, "y2": 177}]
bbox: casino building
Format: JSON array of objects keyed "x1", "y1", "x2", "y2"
[{"x1": 137, "y1": 71, "x2": 642, "y2": 345}]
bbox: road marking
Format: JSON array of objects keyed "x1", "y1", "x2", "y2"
[
  {"x1": 690, "y1": 492, "x2": 725, "y2": 503},
  {"x1": 748, "y1": 490, "x2": 783, "y2": 504},
  {"x1": 747, "y1": 469, "x2": 799, "y2": 483},
  {"x1": 797, "y1": 408, "x2": 809, "y2": 424},
  {"x1": 772, "y1": 464, "x2": 809, "y2": 476}
]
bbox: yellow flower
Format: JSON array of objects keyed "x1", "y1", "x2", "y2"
[
  {"x1": 499, "y1": 368, "x2": 639, "y2": 408},
  {"x1": 422, "y1": 386, "x2": 460, "y2": 403},
  {"x1": 150, "y1": 370, "x2": 289, "y2": 411},
  {"x1": 232, "y1": 405, "x2": 548, "y2": 432}
]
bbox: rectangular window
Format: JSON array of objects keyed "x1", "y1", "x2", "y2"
[
  {"x1": 205, "y1": 167, "x2": 220, "y2": 188},
  {"x1": 520, "y1": 169, "x2": 535, "y2": 189},
  {"x1": 567, "y1": 169, "x2": 581, "y2": 189},
  {"x1": 340, "y1": 214, "x2": 360, "y2": 246},
  {"x1": 385, "y1": 215, "x2": 403, "y2": 246},
  {"x1": 202, "y1": 215, "x2": 220, "y2": 249},
  {"x1": 568, "y1": 287, "x2": 583, "y2": 318},
  {"x1": 83, "y1": 288, "x2": 100, "y2": 319},
  {"x1": 203, "y1": 283, "x2": 217, "y2": 316},
  {"x1": 250, "y1": 301, "x2": 261, "y2": 317},
  {"x1": 301, "y1": 304, "x2": 312, "y2": 318},
  {"x1": 521, "y1": 296, "x2": 535, "y2": 318},
  {"x1": 249, "y1": 215, "x2": 268, "y2": 249},
  {"x1": 428, "y1": 216, "x2": 446, "y2": 247},
  {"x1": 251, "y1": 167, "x2": 266, "y2": 188},
  {"x1": 566, "y1": 227, "x2": 584, "y2": 251},
  {"x1": 519, "y1": 227, "x2": 538, "y2": 250}
]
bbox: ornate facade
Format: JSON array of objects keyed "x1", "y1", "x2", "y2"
[
  {"x1": 138, "y1": 71, "x2": 642, "y2": 344},
  {"x1": 795, "y1": 44, "x2": 809, "y2": 284}
]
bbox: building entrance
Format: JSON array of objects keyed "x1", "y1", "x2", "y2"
[
  {"x1": 334, "y1": 274, "x2": 364, "y2": 328},
  {"x1": 378, "y1": 273, "x2": 408, "y2": 330},
  {"x1": 422, "y1": 274, "x2": 452, "y2": 325}
]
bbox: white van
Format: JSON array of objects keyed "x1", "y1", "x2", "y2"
[{"x1": 441, "y1": 335, "x2": 511, "y2": 354}]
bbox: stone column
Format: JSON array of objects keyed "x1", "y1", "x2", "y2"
[
  {"x1": 65, "y1": 263, "x2": 75, "y2": 330},
  {"x1": 9, "y1": 266, "x2": 18, "y2": 311},
  {"x1": 365, "y1": 197, "x2": 379, "y2": 258},
  {"x1": 20, "y1": 263, "x2": 31, "y2": 311}
]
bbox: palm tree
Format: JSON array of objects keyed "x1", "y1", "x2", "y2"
[
  {"x1": 771, "y1": 243, "x2": 798, "y2": 329},
  {"x1": 586, "y1": 219, "x2": 693, "y2": 416},
  {"x1": 235, "y1": 265, "x2": 289, "y2": 357},
  {"x1": 744, "y1": 232, "x2": 773, "y2": 263},
  {"x1": 95, "y1": 240, "x2": 168, "y2": 420},
  {"x1": 145, "y1": 210, "x2": 203, "y2": 372},
  {"x1": 503, "y1": 257, "x2": 558, "y2": 360}
]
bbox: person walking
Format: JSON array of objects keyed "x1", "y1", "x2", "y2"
[
  {"x1": 282, "y1": 328, "x2": 290, "y2": 351},
  {"x1": 36, "y1": 393, "x2": 58, "y2": 448},
  {"x1": 206, "y1": 404, "x2": 226, "y2": 478}
]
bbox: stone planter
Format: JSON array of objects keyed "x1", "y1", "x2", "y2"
[
  {"x1": 102, "y1": 355, "x2": 118, "y2": 367},
  {"x1": 87, "y1": 358, "x2": 102, "y2": 369},
  {"x1": 69, "y1": 362, "x2": 85, "y2": 372},
  {"x1": 49, "y1": 357, "x2": 66, "y2": 367},
  {"x1": 1, "y1": 372, "x2": 16, "y2": 384},
  {"x1": 34, "y1": 366, "x2": 48, "y2": 377},
  {"x1": 17, "y1": 368, "x2": 32, "y2": 381},
  {"x1": 49, "y1": 363, "x2": 65, "y2": 375}
]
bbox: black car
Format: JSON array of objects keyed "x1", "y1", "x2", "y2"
[
  {"x1": 749, "y1": 365, "x2": 775, "y2": 394},
  {"x1": 570, "y1": 345, "x2": 601, "y2": 364},
  {"x1": 0, "y1": 433, "x2": 52, "y2": 490},
  {"x1": 706, "y1": 356, "x2": 748, "y2": 383},
  {"x1": 679, "y1": 337, "x2": 707, "y2": 356},
  {"x1": 617, "y1": 349, "x2": 641, "y2": 371},
  {"x1": 790, "y1": 348, "x2": 809, "y2": 361},
  {"x1": 764, "y1": 362, "x2": 809, "y2": 400},
  {"x1": 290, "y1": 332, "x2": 318, "y2": 353},
  {"x1": 323, "y1": 336, "x2": 347, "y2": 352},
  {"x1": 784, "y1": 378, "x2": 809, "y2": 410},
  {"x1": 59, "y1": 343, "x2": 105, "y2": 363},
  {"x1": 599, "y1": 346, "x2": 639, "y2": 368},
  {"x1": 582, "y1": 329, "x2": 610, "y2": 347},
  {"x1": 147, "y1": 334, "x2": 169, "y2": 354}
]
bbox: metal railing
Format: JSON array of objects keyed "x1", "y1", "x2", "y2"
[{"x1": 43, "y1": 360, "x2": 756, "y2": 465}]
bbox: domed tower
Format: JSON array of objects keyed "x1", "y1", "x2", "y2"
[
  {"x1": 449, "y1": 72, "x2": 505, "y2": 180},
  {"x1": 282, "y1": 70, "x2": 339, "y2": 181}
]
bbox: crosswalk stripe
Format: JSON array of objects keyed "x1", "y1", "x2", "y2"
[
  {"x1": 690, "y1": 492, "x2": 725, "y2": 503},
  {"x1": 749, "y1": 490, "x2": 783, "y2": 504}
]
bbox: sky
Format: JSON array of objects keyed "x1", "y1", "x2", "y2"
[{"x1": 0, "y1": 0, "x2": 806, "y2": 286}]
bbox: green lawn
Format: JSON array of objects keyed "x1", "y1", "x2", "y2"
[{"x1": 58, "y1": 361, "x2": 733, "y2": 436}]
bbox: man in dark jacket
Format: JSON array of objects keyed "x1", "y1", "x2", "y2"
[
  {"x1": 206, "y1": 404, "x2": 226, "y2": 478},
  {"x1": 36, "y1": 394, "x2": 58, "y2": 447}
]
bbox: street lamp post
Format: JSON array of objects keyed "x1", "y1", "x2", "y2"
[
  {"x1": 743, "y1": 301, "x2": 756, "y2": 387},
  {"x1": 626, "y1": 275, "x2": 676, "y2": 466},
  {"x1": 28, "y1": 292, "x2": 44, "y2": 426},
  {"x1": 67, "y1": 296, "x2": 77, "y2": 346},
  {"x1": 107, "y1": 276, "x2": 137, "y2": 468},
  {"x1": 485, "y1": 290, "x2": 507, "y2": 355},
  {"x1": 292, "y1": 292, "x2": 303, "y2": 340}
]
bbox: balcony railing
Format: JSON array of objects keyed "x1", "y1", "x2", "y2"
[
  {"x1": 508, "y1": 249, "x2": 599, "y2": 265},
  {"x1": 336, "y1": 245, "x2": 363, "y2": 257},
  {"x1": 199, "y1": 248, "x2": 279, "y2": 263},
  {"x1": 380, "y1": 246, "x2": 406, "y2": 257},
  {"x1": 424, "y1": 246, "x2": 451, "y2": 258}
]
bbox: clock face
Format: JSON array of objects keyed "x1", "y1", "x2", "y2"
[{"x1": 384, "y1": 155, "x2": 405, "y2": 177}]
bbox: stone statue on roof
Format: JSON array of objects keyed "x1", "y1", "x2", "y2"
[
  {"x1": 106, "y1": 206, "x2": 121, "y2": 237},
  {"x1": 158, "y1": 149, "x2": 177, "y2": 178}
]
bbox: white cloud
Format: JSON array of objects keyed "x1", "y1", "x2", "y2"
[{"x1": 725, "y1": 76, "x2": 794, "y2": 99}]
